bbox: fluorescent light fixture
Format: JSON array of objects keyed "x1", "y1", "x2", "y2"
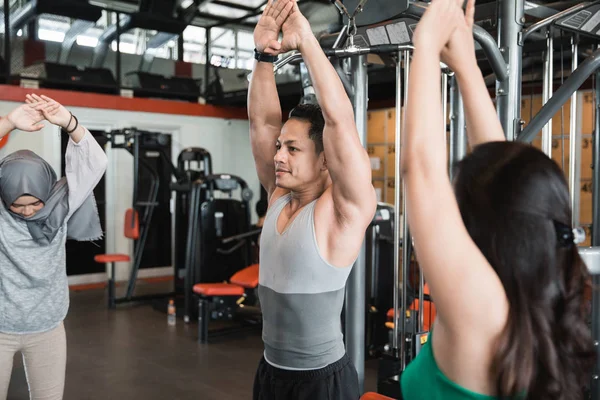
[
  {"x1": 38, "y1": 29, "x2": 65, "y2": 43},
  {"x1": 111, "y1": 41, "x2": 136, "y2": 54},
  {"x1": 77, "y1": 35, "x2": 99, "y2": 47}
]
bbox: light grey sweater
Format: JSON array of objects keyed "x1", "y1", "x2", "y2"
[{"x1": 0, "y1": 130, "x2": 107, "y2": 334}]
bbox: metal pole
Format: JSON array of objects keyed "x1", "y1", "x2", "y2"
[
  {"x1": 204, "y1": 28, "x2": 211, "y2": 96},
  {"x1": 345, "y1": 54, "x2": 367, "y2": 394},
  {"x1": 592, "y1": 69, "x2": 600, "y2": 400},
  {"x1": 392, "y1": 51, "x2": 402, "y2": 358},
  {"x1": 133, "y1": 131, "x2": 139, "y2": 209},
  {"x1": 569, "y1": 36, "x2": 580, "y2": 226},
  {"x1": 116, "y1": 12, "x2": 121, "y2": 88},
  {"x1": 519, "y1": 47, "x2": 600, "y2": 143},
  {"x1": 496, "y1": 0, "x2": 524, "y2": 140},
  {"x1": 442, "y1": 72, "x2": 449, "y2": 143},
  {"x1": 520, "y1": 2, "x2": 590, "y2": 44},
  {"x1": 449, "y1": 76, "x2": 467, "y2": 181},
  {"x1": 177, "y1": 35, "x2": 184, "y2": 62},
  {"x1": 401, "y1": 49, "x2": 411, "y2": 370},
  {"x1": 3, "y1": 0, "x2": 9, "y2": 84},
  {"x1": 370, "y1": 226, "x2": 378, "y2": 300},
  {"x1": 541, "y1": 29, "x2": 554, "y2": 157},
  {"x1": 234, "y1": 29, "x2": 239, "y2": 68}
]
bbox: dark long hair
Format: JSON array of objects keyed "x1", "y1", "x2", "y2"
[{"x1": 453, "y1": 141, "x2": 595, "y2": 400}]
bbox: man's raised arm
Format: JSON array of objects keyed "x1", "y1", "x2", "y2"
[
  {"x1": 282, "y1": 1, "x2": 375, "y2": 222},
  {"x1": 249, "y1": 0, "x2": 294, "y2": 198}
]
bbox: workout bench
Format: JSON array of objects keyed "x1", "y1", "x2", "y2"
[
  {"x1": 194, "y1": 263, "x2": 260, "y2": 343},
  {"x1": 94, "y1": 209, "x2": 139, "y2": 309}
]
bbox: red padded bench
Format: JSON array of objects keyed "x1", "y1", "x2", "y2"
[{"x1": 193, "y1": 264, "x2": 259, "y2": 343}]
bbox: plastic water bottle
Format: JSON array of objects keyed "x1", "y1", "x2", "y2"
[{"x1": 168, "y1": 299, "x2": 176, "y2": 326}]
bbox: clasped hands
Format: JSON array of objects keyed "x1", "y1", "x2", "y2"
[{"x1": 254, "y1": 0, "x2": 315, "y2": 57}]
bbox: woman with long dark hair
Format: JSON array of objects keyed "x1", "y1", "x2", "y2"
[{"x1": 400, "y1": 0, "x2": 595, "y2": 399}]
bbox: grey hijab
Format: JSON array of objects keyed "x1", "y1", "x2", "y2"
[{"x1": 0, "y1": 150, "x2": 102, "y2": 245}]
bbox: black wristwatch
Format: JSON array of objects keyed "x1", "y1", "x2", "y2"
[{"x1": 254, "y1": 48, "x2": 278, "y2": 63}]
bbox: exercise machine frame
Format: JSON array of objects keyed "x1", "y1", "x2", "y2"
[{"x1": 104, "y1": 128, "x2": 185, "y2": 307}]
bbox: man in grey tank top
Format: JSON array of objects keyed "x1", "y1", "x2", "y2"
[{"x1": 249, "y1": 0, "x2": 377, "y2": 399}]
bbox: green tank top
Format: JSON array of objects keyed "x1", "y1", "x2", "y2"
[{"x1": 400, "y1": 332, "x2": 498, "y2": 400}]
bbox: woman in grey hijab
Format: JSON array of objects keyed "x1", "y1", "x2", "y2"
[{"x1": 0, "y1": 94, "x2": 108, "y2": 400}]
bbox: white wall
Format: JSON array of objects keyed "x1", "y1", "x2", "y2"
[{"x1": 0, "y1": 100, "x2": 257, "y2": 283}]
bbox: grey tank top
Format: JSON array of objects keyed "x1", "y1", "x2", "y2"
[{"x1": 258, "y1": 193, "x2": 354, "y2": 370}]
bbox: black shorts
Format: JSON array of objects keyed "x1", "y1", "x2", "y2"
[{"x1": 252, "y1": 353, "x2": 360, "y2": 400}]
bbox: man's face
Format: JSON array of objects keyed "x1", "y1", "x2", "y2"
[{"x1": 274, "y1": 119, "x2": 325, "y2": 190}]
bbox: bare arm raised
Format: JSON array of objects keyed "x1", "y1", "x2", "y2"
[
  {"x1": 248, "y1": 0, "x2": 294, "y2": 199},
  {"x1": 404, "y1": 0, "x2": 508, "y2": 339},
  {"x1": 282, "y1": 1, "x2": 376, "y2": 232}
]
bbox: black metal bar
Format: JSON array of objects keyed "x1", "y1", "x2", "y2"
[
  {"x1": 116, "y1": 12, "x2": 122, "y2": 88},
  {"x1": 591, "y1": 69, "x2": 600, "y2": 399},
  {"x1": 178, "y1": 34, "x2": 184, "y2": 61},
  {"x1": 207, "y1": 0, "x2": 320, "y2": 28},
  {"x1": 184, "y1": 182, "x2": 202, "y2": 321},
  {"x1": 207, "y1": 0, "x2": 267, "y2": 28},
  {"x1": 205, "y1": 27, "x2": 211, "y2": 97},
  {"x1": 204, "y1": 152, "x2": 213, "y2": 175},
  {"x1": 198, "y1": 298, "x2": 209, "y2": 343},
  {"x1": 27, "y1": 18, "x2": 36, "y2": 41},
  {"x1": 4, "y1": 0, "x2": 10, "y2": 84},
  {"x1": 221, "y1": 228, "x2": 262, "y2": 244},
  {"x1": 108, "y1": 262, "x2": 116, "y2": 309},
  {"x1": 158, "y1": 148, "x2": 185, "y2": 182},
  {"x1": 126, "y1": 156, "x2": 160, "y2": 299},
  {"x1": 183, "y1": 184, "x2": 197, "y2": 321},
  {"x1": 132, "y1": 130, "x2": 139, "y2": 210},
  {"x1": 212, "y1": 0, "x2": 255, "y2": 12},
  {"x1": 519, "y1": 47, "x2": 600, "y2": 143},
  {"x1": 196, "y1": 12, "x2": 255, "y2": 28}
]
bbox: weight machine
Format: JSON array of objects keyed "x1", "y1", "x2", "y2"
[{"x1": 100, "y1": 128, "x2": 213, "y2": 309}]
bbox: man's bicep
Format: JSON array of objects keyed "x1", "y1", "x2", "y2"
[
  {"x1": 250, "y1": 127, "x2": 278, "y2": 195},
  {"x1": 324, "y1": 124, "x2": 377, "y2": 223},
  {"x1": 255, "y1": 158, "x2": 276, "y2": 194}
]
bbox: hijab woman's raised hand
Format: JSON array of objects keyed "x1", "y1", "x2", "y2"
[
  {"x1": 6, "y1": 104, "x2": 45, "y2": 132},
  {"x1": 25, "y1": 94, "x2": 72, "y2": 130}
]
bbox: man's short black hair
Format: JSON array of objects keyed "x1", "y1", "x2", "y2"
[{"x1": 288, "y1": 104, "x2": 325, "y2": 154}]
